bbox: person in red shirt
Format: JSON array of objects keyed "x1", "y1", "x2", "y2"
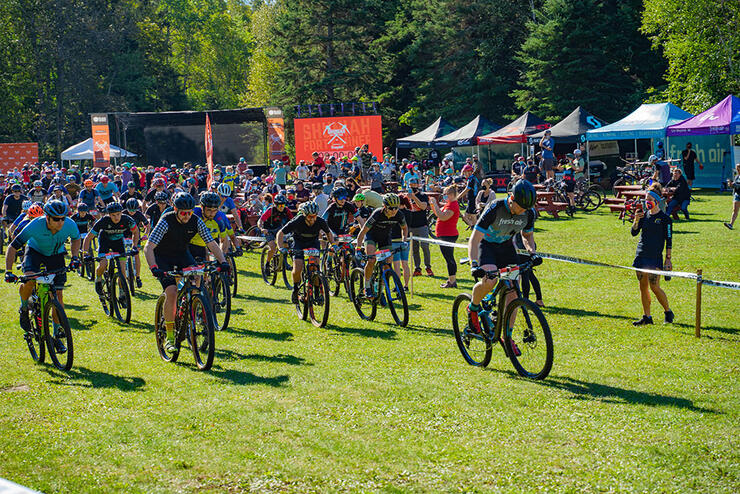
[
  {"x1": 429, "y1": 184, "x2": 461, "y2": 288},
  {"x1": 311, "y1": 151, "x2": 325, "y2": 169}
]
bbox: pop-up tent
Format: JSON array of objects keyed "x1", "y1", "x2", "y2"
[
  {"x1": 666, "y1": 95, "x2": 740, "y2": 136},
  {"x1": 60, "y1": 138, "x2": 137, "y2": 161},
  {"x1": 396, "y1": 117, "x2": 458, "y2": 148},
  {"x1": 586, "y1": 103, "x2": 692, "y2": 141},
  {"x1": 530, "y1": 107, "x2": 607, "y2": 143},
  {"x1": 434, "y1": 115, "x2": 500, "y2": 147},
  {"x1": 477, "y1": 111, "x2": 550, "y2": 144}
]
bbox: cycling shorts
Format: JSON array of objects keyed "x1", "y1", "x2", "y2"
[
  {"x1": 366, "y1": 232, "x2": 391, "y2": 251},
  {"x1": 479, "y1": 240, "x2": 518, "y2": 270},
  {"x1": 564, "y1": 180, "x2": 575, "y2": 192},
  {"x1": 188, "y1": 244, "x2": 207, "y2": 262},
  {"x1": 154, "y1": 251, "x2": 196, "y2": 290},
  {"x1": 264, "y1": 229, "x2": 279, "y2": 243},
  {"x1": 23, "y1": 248, "x2": 67, "y2": 288},
  {"x1": 98, "y1": 237, "x2": 125, "y2": 256}
]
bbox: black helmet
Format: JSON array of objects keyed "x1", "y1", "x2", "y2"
[
  {"x1": 106, "y1": 202, "x2": 123, "y2": 213},
  {"x1": 154, "y1": 191, "x2": 169, "y2": 202},
  {"x1": 125, "y1": 198, "x2": 139, "y2": 211},
  {"x1": 199, "y1": 191, "x2": 221, "y2": 208},
  {"x1": 173, "y1": 192, "x2": 195, "y2": 210},
  {"x1": 43, "y1": 199, "x2": 68, "y2": 217},
  {"x1": 11, "y1": 184, "x2": 22, "y2": 192},
  {"x1": 273, "y1": 194, "x2": 287, "y2": 205},
  {"x1": 331, "y1": 187, "x2": 348, "y2": 199},
  {"x1": 511, "y1": 179, "x2": 536, "y2": 209},
  {"x1": 77, "y1": 203, "x2": 89, "y2": 212}
]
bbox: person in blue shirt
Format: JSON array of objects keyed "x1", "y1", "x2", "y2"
[
  {"x1": 539, "y1": 130, "x2": 555, "y2": 180},
  {"x1": 216, "y1": 182, "x2": 244, "y2": 233},
  {"x1": 5, "y1": 200, "x2": 81, "y2": 351},
  {"x1": 273, "y1": 161, "x2": 289, "y2": 187},
  {"x1": 95, "y1": 176, "x2": 120, "y2": 205}
]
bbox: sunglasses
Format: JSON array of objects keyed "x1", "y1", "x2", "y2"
[
  {"x1": 49, "y1": 216, "x2": 65, "y2": 222},
  {"x1": 178, "y1": 210, "x2": 193, "y2": 217}
]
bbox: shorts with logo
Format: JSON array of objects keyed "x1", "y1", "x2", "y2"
[
  {"x1": 479, "y1": 240, "x2": 518, "y2": 269},
  {"x1": 541, "y1": 158, "x2": 554, "y2": 172},
  {"x1": 365, "y1": 232, "x2": 391, "y2": 251},
  {"x1": 98, "y1": 237, "x2": 125, "y2": 256},
  {"x1": 23, "y1": 248, "x2": 67, "y2": 288}
]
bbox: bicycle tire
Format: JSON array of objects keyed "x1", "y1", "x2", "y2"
[
  {"x1": 502, "y1": 298, "x2": 553, "y2": 380},
  {"x1": 100, "y1": 273, "x2": 112, "y2": 316},
  {"x1": 228, "y1": 256, "x2": 238, "y2": 296},
  {"x1": 211, "y1": 272, "x2": 231, "y2": 331},
  {"x1": 282, "y1": 254, "x2": 293, "y2": 290},
  {"x1": 126, "y1": 257, "x2": 136, "y2": 296},
  {"x1": 154, "y1": 295, "x2": 179, "y2": 362},
  {"x1": 111, "y1": 270, "x2": 132, "y2": 324},
  {"x1": 26, "y1": 303, "x2": 45, "y2": 364},
  {"x1": 294, "y1": 280, "x2": 308, "y2": 320},
  {"x1": 308, "y1": 273, "x2": 330, "y2": 328},
  {"x1": 580, "y1": 190, "x2": 601, "y2": 212},
  {"x1": 189, "y1": 293, "x2": 215, "y2": 371},
  {"x1": 260, "y1": 247, "x2": 278, "y2": 285},
  {"x1": 244, "y1": 225, "x2": 259, "y2": 251},
  {"x1": 383, "y1": 268, "x2": 408, "y2": 327},
  {"x1": 43, "y1": 297, "x2": 73, "y2": 371},
  {"x1": 349, "y1": 268, "x2": 376, "y2": 321},
  {"x1": 451, "y1": 293, "x2": 492, "y2": 367},
  {"x1": 322, "y1": 252, "x2": 342, "y2": 297}
]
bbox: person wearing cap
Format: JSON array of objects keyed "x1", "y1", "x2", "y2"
[
  {"x1": 2, "y1": 184, "x2": 28, "y2": 227},
  {"x1": 650, "y1": 154, "x2": 671, "y2": 186},
  {"x1": 630, "y1": 184, "x2": 674, "y2": 326},
  {"x1": 724, "y1": 163, "x2": 740, "y2": 229},
  {"x1": 539, "y1": 129, "x2": 555, "y2": 180},
  {"x1": 460, "y1": 163, "x2": 479, "y2": 227},
  {"x1": 665, "y1": 168, "x2": 691, "y2": 220},
  {"x1": 325, "y1": 157, "x2": 340, "y2": 179}
]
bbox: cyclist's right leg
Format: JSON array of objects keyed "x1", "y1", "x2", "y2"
[
  {"x1": 265, "y1": 237, "x2": 277, "y2": 263},
  {"x1": 363, "y1": 241, "x2": 377, "y2": 296}
]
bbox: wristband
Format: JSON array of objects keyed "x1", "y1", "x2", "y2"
[
  {"x1": 150, "y1": 265, "x2": 158, "y2": 270},
  {"x1": 471, "y1": 260, "x2": 479, "y2": 268}
]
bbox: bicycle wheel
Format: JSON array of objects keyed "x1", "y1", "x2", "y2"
[
  {"x1": 26, "y1": 304, "x2": 45, "y2": 364},
  {"x1": 154, "y1": 295, "x2": 179, "y2": 363},
  {"x1": 111, "y1": 270, "x2": 132, "y2": 324},
  {"x1": 85, "y1": 254, "x2": 95, "y2": 281},
  {"x1": 611, "y1": 177, "x2": 632, "y2": 197},
  {"x1": 294, "y1": 280, "x2": 308, "y2": 320},
  {"x1": 189, "y1": 293, "x2": 215, "y2": 371},
  {"x1": 43, "y1": 297, "x2": 74, "y2": 371},
  {"x1": 383, "y1": 268, "x2": 408, "y2": 327},
  {"x1": 322, "y1": 252, "x2": 341, "y2": 296},
  {"x1": 260, "y1": 247, "x2": 278, "y2": 285},
  {"x1": 228, "y1": 256, "x2": 238, "y2": 296},
  {"x1": 451, "y1": 293, "x2": 492, "y2": 367},
  {"x1": 210, "y1": 273, "x2": 231, "y2": 331},
  {"x1": 349, "y1": 268, "x2": 376, "y2": 321},
  {"x1": 282, "y1": 254, "x2": 293, "y2": 289},
  {"x1": 100, "y1": 274, "x2": 112, "y2": 316},
  {"x1": 579, "y1": 190, "x2": 601, "y2": 212},
  {"x1": 126, "y1": 257, "x2": 136, "y2": 295},
  {"x1": 0, "y1": 227, "x2": 4, "y2": 254},
  {"x1": 244, "y1": 225, "x2": 259, "y2": 251},
  {"x1": 503, "y1": 298, "x2": 553, "y2": 380},
  {"x1": 308, "y1": 274, "x2": 330, "y2": 328}
]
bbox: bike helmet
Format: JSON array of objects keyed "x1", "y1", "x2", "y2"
[
  {"x1": 273, "y1": 194, "x2": 287, "y2": 205},
  {"x1": 300, "y1": 201, "x2": 319, "y2": 216},
  {"x1": 154, "y1": 191, "x2": 169, "y2": 202},
  {"x1": 383, "y1": 193, "x2": 400, "y2": 208},
  {"x1": 332, "y1": 187, "x2": 348, "y2": 199},
  {"x1": 66, "y1": 175, "x2": 76, "y2": 183},
  {"x1": 21, "y1": 200, "x2": 32, "y2": 211},
  {"x1": 84, "y1": 179, "x2": 94, "y2": 187},
  {"x1": 511, "y1": 179, "x2": 537, "y2": 209},
  {"x1": 125, "y1": 198, "x2": 140, "y2": 211},
  {"x1": 352, "y1": 193, "x2": 365, "y2": 202},
  {"x1": 173, "y1": 192, "x2": 195, "y2": 210},
  {"x1": 217, "y1": 182, "x2": 232, "y2": 197},
  {"x1": 77, "y1": 203, "x2": 89, "y2": 212},
  {"x1": 43, "y1": 199, "x2": 68, "y2": 217},
  {"x1": 33, "y1": 180, "x2": 43, "y2": 187},
  {"x1": 153, "y1": 178, "x2": 165, "y2": 187},
  {"x1": 199, "y1": 191, "x2": 221, "y2": 208},
  {"x1": 648, "y1": 154, "x2": 658, "y2": 162},
  {"x1": 11, "y1": 184, "x2": 22, "y2": 192},
  {"x1": 28, "y1": 203, "x2": 44, "y2": 218},
  {"x1": 106, "y1": 202, "x2": 123, "y2": 213}
]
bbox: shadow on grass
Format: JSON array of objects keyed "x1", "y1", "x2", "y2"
[
  {"x1": 543, "y1": 304, "x2": 633, "y2": 321},
  {"x1": 66, "y1": 316, "x2": 96, "y2": 330},
  {"x1": 64, "y1": 302, "x2": 90, "y2": 310},
  {"x1": 227, "y1": 327, "x2": 294, "y2": 341},
  {"x1": 42, "y1": 366, "x2": 145, "y2": 392},
  {"x1": 132, "y1": 291, "x2": 158, "y2": 301},
  {"x1": 241, "y1": 294, "x2": 289, "y2": 305},
  {"x1": 401, "y1": 323, "x2": 453, "y2": 337},
  {"x1": 214, "y1": 348, "x2": 310, "y2": 366},
  {"x1": 325, "y1": 323, "x2": 397, "y2": 340},
  {"x1": 209, "y1": 366, "x2": 289, "y2": 387}
]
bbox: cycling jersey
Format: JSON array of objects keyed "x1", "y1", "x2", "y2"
[
  {"x1": 223, "y1": 174, "x2": 239, "y2": 191},
  {"x1": 364, "y1": 207, "x2": 406, "y2": 247},
  {"x1": 632, "y1": 210, "x2": 672, "y2": 260},
  {"x1": 28, "y1": 189, "x2": 46, "y2": 203},
  {"x1": 78, "y1": 188, "x2": 100, "y2": 209},
  {"x1": 219, "y1": 196, "x2": 237, "y2": 214},
  {"x1": 190, "y1": 207, "x2": 232, "y2": 247},
  {"x1": 95, "y1": 182, "x2": 118, "y2": 201},
  {"x1": 146, "y1": 203, "x2": 168, "y2": 229},
  {"x1": 3, "y1": 194, "x2": 28, "y2": 220},
  {"x1": 11, "y1": 216, "x2": 80, "y2": 256},
  {"x1": 280, "y1": 215, "x2": 331, "y2": 246},
  {"x1": 70, "y1": 212, "x2": 94, "y2": 234},
  {"x1": 91, "y1": 215, "x2": 137, "y2": 241},
  {"x1": 144, "y1": 188, "x2": 169, "y2": 203},
  {"x1": 475, "y1": 199, "x2": 535, "y2": 245},
  {"x1": 259, "y1": 206, "x2": 293, "y2": 230},
  {"x1": 323, "y1": 202, "x2": 357, "y2": 234},
  {"x1": 150, "y1": 211, "x2": 214, "y2": 258}
]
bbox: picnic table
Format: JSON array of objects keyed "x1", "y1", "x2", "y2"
[
  {"x1": 621, "y1": 189, "x2": 674, "y2": 201},
  {"x1": 535, "y1": 190, "x2": 569, "y2": 218},
  {"x1": 613, "y1": 185, "x2": 643, "y2": 198}
]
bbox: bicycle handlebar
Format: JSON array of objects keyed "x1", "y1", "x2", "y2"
[
  {"x1": 17, "y1": 267, "x2": 69, "y2": 283},
  {"x1": 93, "y1": 251, "x2": 137, "y2": 262}
]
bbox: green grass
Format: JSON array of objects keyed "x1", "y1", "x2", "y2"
[{"x1": 1, "y1": 192, "x2": 738, "y2": 493}]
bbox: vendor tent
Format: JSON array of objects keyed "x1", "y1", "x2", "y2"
[
  {"x1": 586, "y1": 103, "x2": 692, "y2": 141},
  {"x1": 396, "y1": 117, "x2": 458, "y2": 148},
  {"x1": 61, "y1": 138, "x2": 136, "y2": 161},
  {"x1": 530, "y1": 107, "x2": 606, "y2": 143},
  {"x1": 666, "y1": 95, "x2": 740, "y2": 136},
  {"x1": 434, "y1": 115, "x2": 499, "y2": 147},
  {"x1": 477, "y1": 111, "x2": 550, "y2": 144}
]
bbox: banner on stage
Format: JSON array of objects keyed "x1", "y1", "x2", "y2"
[
  {"x1": 91, "y1": 113, "x2": 111, "y2": 168},
  {"x1": 0, "y1": 143, "x2": 38, "y2": 172},
  {"x1": 266, "y1": 107, "x2": 286, "y2": 163},
  {"x1": 294, "y1": 115, "x2": 382, "y2": 164},
  {"x1": 205, "y1": 113, "x2": 214, "y2": 187}
]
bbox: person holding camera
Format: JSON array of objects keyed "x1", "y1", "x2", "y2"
[
  {"x1": 724, "y1": 163, "x2": 740, "y2": 230},
  {"x1": 631, "y1": 189, "x2": 674, "y2": 326}
]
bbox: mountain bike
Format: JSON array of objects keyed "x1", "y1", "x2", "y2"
[
  {"x1": 260, "y1": 237, "x2": 293, "y2": 289},
  {"x1": 123, "y1": 238, "x2": 137, "y2": 295},
  {"x1": 154, "y1": 264, "x2": 216, "y2": 371},
  {"x1": 198, "y1": 259, "x2": 231, "y2": 332},
  {"x1": 81, "y1": 234, "x2": 98, "y2": 281},
  {"x1": 290, "y1": 247, "x2": 330, "y2": 328},
  {"x1": 349, "y1": 246, "x2": 409, "y2": 327},
  {"x1": 225, "y1": 249, "x2": 240, "y2": 296},
  {"x1": 13, "y1": 267, "x2": 74, "y2": 371},
  {"x1": 93, "y1": 250, "x2": 135, "y2": 324},
  {"x1": 321, "y1": 234, "x2": 356, "y2": 297},
  {"x1": 451, "y1": 259, "x2": 553, "y2": 379}
]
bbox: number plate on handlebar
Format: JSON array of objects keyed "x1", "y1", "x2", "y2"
[
  {"x1": 499, "y1": 265, "x2": 521, "y2": 281},
  {"x1": 182, "y1": 265, "x2": 205, "y2": 275},
  {"x1": 376, "y1": 249, "x2": 392, "y2": 261},
  {"x1": 337, "y1": 235, "x2": 353, "y2": 243},
  {"x1": 104, "y1": 252, "x2": 120, "y2": 260},
  {"x1": 123, "y1": 238, "x2": 133, "y2": 246},
  {"x1": 36, "y1": 274, "x2": 56, "y2": 284}
]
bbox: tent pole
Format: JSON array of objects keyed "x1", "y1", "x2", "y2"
[
  {"x1": 634, "y1": 139, "x2": 638, "y2": 159},
  {"x1": 586, "y1": 139, "x2": 590, "y2": 182}
]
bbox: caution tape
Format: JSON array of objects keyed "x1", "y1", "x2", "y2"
[{"x1": 409, "y1": 234, "x2": 740, "y2": 290}]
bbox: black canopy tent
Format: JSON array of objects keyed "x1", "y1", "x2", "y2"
[
  {"x1": 396, "y1": 117, "x2": 458, "y2": 148},
  {"x1": 434, "y1": 115, "x2": 500, "y2": 147},
  {"x1": 111, "y1": 108, "x2": 268, "y2": 166},
  {"x1": 529, "y1": 106, "x2": 607, "y2": 143}
]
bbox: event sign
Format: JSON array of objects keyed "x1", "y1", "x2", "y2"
[
  {"x1": 0, "y1": 143, "x2": 38, "y2": 173},
  {"x1": 90, "y1": 113, "x2": 111, "y2": 168},
  {"x1": 667, "y1": 134, "x2": 734, "y2": 188},
  {"x1": 266, "y1": 107, "x2": 286, "y2": 162},
  {"x1": 294, "y1": 115, "x2": 382, "y2": 163},
  {"x1": 205, "y1": 113, "x2": 214, "y2": 186}
]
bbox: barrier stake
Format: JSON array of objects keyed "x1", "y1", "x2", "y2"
[
  {"x1": 695, "y1": 269, "x2": 702, "y2": 338},
  {"x1": 409, "y1": 234, "x2": 414, "y2": 297}
]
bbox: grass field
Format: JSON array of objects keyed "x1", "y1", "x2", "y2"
[{"x1": 1, "y1": 192, "x2": 738, "y2": 493}]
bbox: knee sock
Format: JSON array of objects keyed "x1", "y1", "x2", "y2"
[{"x1": 20, "y1": 296, "x2": 28, "y2": 309}]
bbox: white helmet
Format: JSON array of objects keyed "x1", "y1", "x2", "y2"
[{"x1": 217, "y1": 182, "x2": 232, "y2": 197}]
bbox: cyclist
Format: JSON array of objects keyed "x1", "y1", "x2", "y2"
[
  {"x1": 125, "y1": 198, "x2": 149, "y2": 288},
  {"x1": 2, "y1": 184, "x2": 28, "y2": 229},
  {"x1": 355, "y1": 193, "x2": 408, "y2": 298},
  {"x1": 258, "y1": 194, "x2": 294, "y2": 266},
  {"x1": 466, "y1": 180, "x2": 541, "y2": 346},
  {"x1": 83, "y1": 202, "x2": 140, "y2": 297},
  {"x1": 95, "y1": 175, "x2": 119, "y2": 205},
  {"x1": 78, "y1": 179, "x2": 105, "y2": 217},
  {"x1": 71, "y1": 203, "x2": 95, "y2": 261},
  {"x1": 4, "y1": 200, "x2": 81, "y2": 353},
  {"x1": 144, "y1": 192, "x2": 229, "y2": 352},
  {"x1": 9, "y1": 201, "x2": 37, "y2": 238},
  {"x1": 216, "y1": 183, "x2": 244, "y2": 233},
  {"x1": 146, "y1": 191, "x2": 170, "y2": 232},
  {"x1": 144, "y1": 177, "x2": 168, "y2": 207},
  {"x1": 323, "y1": 187, "x2": 356, "y2": 236},
  {"x1": 120, "y1": 181, "x2": 144, "y2": 208},
  {"x1": 28, "y1": 180, "x2": 47, "y2": 203},
  {"x1": 276, "y1": 201, "x2": 334, "y2": 304},
  {"x1": 189, "y1": 191, "x2": 235, "y2": 261}
]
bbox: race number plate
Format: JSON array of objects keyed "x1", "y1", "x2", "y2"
[{"x1": 376, "y1": 249, "x2": 392, "y2": 262}]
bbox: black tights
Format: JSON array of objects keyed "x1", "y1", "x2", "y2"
[
  {"x1": 438, "y1": 235, "x2": 458, "y2": 276},
  {"x1": 518, "y1": 254, "x2": 542, "y2": 300}
]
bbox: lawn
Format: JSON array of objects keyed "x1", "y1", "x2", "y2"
[{"x1": 0, "y1": 192, "x2": 738, "y2": 493}]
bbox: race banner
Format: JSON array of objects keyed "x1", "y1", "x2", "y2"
[
  {"x1": 294, "y1": 115, "x2": 382, "y2": 163},
  {"x1": 0, "y1": 143, "x2": 38, "y2": 173},
  {"x1": 205, "y1": 113, "x2": 214, "y2": 187},
  {"x1": 265, "y1": 107, "x2": 286, "y2": 163},
  {"x1": 91, "y1": 113, "x2": 111, "y2": 168}
]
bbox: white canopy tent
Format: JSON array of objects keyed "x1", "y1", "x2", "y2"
[{"x1": 60, "y1": 138, "x2": 136, "y2": 163}]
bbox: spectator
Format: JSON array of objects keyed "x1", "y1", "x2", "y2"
[
  {"x1": 322, "y1": 174, "x2": 334, "y2": 196},
  {"x1": 369, "y1": 163, "x2": 384, "y2": 193},
  {"x1": 359, "y1": 144, "x2": 372, "y2": 181},
  {"x1": 381, "y1": 159, "x2": 395, "y2": 182},
  {"x1": 650, "y1": 154, "x2": 671, "y2": 186},
  {"x1": 406, "y1": 177, "x2": 433, "y2": 277},
  {"x1": 272, "y1": 160, "x2": 289, "y2": 187},
  {"x1": 325, "y1": 157, "x2": 340, "y2": 179},
  {"x1": 724, "y1": 163, "x2": 740, "y2": 230},
  {"x1": 522, "y1": 159, "x2": 541, "y2": 184},
  {"x1": 476, "y1": 178, "x2": 496, "y2": 213},
  {"x1": 573, "y1": 149, "x2": 586, "y2": 180},
  {"x1": 311, "y1": 151, "x2": 324, "y2": 169},
  {"x1": 391, "y1": 195, "x2": 412, "y2": 291},
  {"x1": 665, "y1": 168, "x2": 691, "y2": 220},
  {"x1": 680, "y1": 142, "x2": 702, "y2": 187},
  {"x1": 429, "y1": 184, "x2": 460, "y2": 288},
  {"x1": 539, "y1": 130, "x2": 555, "y2": 180},
  {"x1": 461, "y1": 164, "x2": 478, "y2": 227},
  {"x1": 630, "y1": 189, "x2": 674, "y2": 326},
  {"x1": 295, "y1": 181, "x2": 310, "y2": 202},
  {"x1": 312, "y1": 182, "x2": 329, "y2": 216}
]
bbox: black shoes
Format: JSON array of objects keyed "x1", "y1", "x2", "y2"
[
  {"x1": 19, "y1": 308, "x2": 31, "y2": 333},
  {"x1": 664, "y1": 310, "x2": 675, "y2": 323},
  {"x1": 632, "y1": 315, "x2": 654, "y2": 326}
]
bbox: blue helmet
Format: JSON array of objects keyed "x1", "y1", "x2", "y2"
[
  {"x1": 43, "y1": 199, "x2": 68, "y2": 217},
  {"x1": 106, "y1": 202, "x2": 123, "y2": 213}
]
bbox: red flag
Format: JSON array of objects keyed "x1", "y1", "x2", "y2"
[{"x1": 205, "y1": 113, "x2": 214, "y2": 187}]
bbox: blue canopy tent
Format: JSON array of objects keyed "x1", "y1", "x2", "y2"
[{"x1": 396, "y1": 117, "x2": 458, "y2": 149}]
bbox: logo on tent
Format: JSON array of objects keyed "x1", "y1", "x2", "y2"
[{"x1": 698, "y1": 114, "x2": 719, "y2": 123}]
